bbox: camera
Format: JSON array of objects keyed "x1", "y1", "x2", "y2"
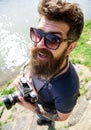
[{"x1": 2, "y1": 77, "x2": 38, "y2": 110}]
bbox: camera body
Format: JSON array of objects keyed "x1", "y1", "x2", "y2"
[{"x1": 2, "y1": 77, "x2": 38, "y2": 110}]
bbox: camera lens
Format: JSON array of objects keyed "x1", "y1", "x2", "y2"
[
  {"x1": 2, "y1": 92, "x2": 19, "y2": 110},
  {"x1": 2, "y1": 95, "x2": 14, "y2": 110}
]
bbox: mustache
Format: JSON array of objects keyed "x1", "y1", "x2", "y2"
[{"x1": 31, "y1": 47, "x2": 53, "y2": 58}]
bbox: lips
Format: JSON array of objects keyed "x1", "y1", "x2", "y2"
[{"x1": 37, "y1": 51, "x2": 48, "y2": 61}]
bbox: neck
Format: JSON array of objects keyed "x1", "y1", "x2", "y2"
[{"x1": 54, "y1": 56, "x2": 69, "y2": 77}]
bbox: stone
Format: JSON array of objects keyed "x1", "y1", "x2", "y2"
[
  {"x1": 71, "y1": 102, "x2": 91, "y2": 130},
  {"x1": 85, "y1": 81, "x2": 91, "y2": 100},
  {"x1": 68, "y1": 96, "x2": 88, "y2": 126}
]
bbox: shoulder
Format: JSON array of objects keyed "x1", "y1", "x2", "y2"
[
  {"x1": 52, "y1": 61, "x2": 79, "y2": 89},
  {"x1": 50, "y1": 62, "x2": 80, "y2": 98}
]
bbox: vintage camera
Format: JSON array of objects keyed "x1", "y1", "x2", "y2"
[{"x1": 2, "y1": 77, "x2": 38, "y2": 110}]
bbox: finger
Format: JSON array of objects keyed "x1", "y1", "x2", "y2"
[
  {"x1": 24, "y1": 73, "x2": 33, "y2": 85},
  {"x1": 18, "y1": 96, "x2": 25, "y2": 106},
  {"x1": 18, "y1": 96, "x2": 32, "y2": 109},
  {"x1": 14, "y1": 76, "x2": 22, "y2": 89}
]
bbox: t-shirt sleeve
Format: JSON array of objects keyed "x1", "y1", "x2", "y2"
[{"x1": 55, "y1": 92, "x2": 79, "y2": 113}]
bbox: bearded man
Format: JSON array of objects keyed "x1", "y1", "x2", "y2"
[{"x1": 15, "y1": 0, "x2": 84, "y2": 127}]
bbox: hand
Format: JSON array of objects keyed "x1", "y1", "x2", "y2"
[
  {"x1": 18, "y1": 96, "x2": 37, "y2": 113},
  {"x1": 14, "y1": 75, "x2": 22, "y2": 90},
  {"x1": 14, "y1": 74, "x2": 32, "y2": 90},
  {"x1": 14, "y1": 75, "x2": 38, "y2": 112}
]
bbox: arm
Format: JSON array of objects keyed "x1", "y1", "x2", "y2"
[
  {"x1": 14, "y1": 76, "x2": 72, "y2": 121},
  {"x1": 19, "y1": 96, "x2": 71, "y2": 121},
  {"x1": 35, "y1": 104, "x2": 71, "y2": 121},
  {"x1": 41, "y1": 110, "x2": 71, "y2": 121}
]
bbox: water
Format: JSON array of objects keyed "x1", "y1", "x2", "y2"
[
  {"x1": 0, "y1": 0, "x2": 39, "y2": 85},
  {"x1": 0, "y1": 0, "x2": 91, "y2": 85}
]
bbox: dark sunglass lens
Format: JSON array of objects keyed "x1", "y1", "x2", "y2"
[
  {"x1": 30, "y1": 28, "x2": 42, "y2": 43},
  {"x1": 45, "y1": 34, "x2": 61, "y2": 50}
]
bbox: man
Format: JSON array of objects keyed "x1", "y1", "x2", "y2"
[{"x1": 16, "y1": 0, "x2": 84, "y2": 127}]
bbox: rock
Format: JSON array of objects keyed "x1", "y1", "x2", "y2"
[
  {"x1": 85, "y1": 81, "x2": 91, "y2": 100},
  {"x1": 70, "y1": 101, "x2": 91, "y2": 130},
  {"x1": 68, "y1": 96, "x2": 88, "y2": 126},
  {"x1": 0, "y1": 104, "x2": 49, "y2": 130}
]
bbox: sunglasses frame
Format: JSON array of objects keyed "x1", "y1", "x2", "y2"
[{"x1": 30, "y1": 27, "x2": 73, "y2": 50}]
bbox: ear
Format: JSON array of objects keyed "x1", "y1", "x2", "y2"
[{"x1": 67, "y1": 41, "x2": 77, "y2": 55}]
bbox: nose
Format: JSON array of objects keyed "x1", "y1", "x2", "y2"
[{"x1": 36, "y1": 37, "x2": 46, "y2": 49}]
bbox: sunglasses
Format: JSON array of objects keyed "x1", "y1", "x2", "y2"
[{"x1": 30, "y1": 27, "x2": 72, "y2": 50}]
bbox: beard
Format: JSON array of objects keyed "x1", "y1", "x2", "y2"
[{"x1": 29, "y1": 47, "x2": 68, "y2": 79}]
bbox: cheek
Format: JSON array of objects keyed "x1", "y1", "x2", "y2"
[
  {"x1": 51, "y1": 46, "x2": 68, "y2": 58},
  {"x1": 50, "y1": 50, "x2": 57, "y2": 58}
]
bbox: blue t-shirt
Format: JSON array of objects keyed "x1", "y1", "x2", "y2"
[{"x1": 32, "y1": 62, "x2": 80, "y2": 114}]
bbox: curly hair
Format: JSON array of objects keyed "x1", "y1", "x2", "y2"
[{"x1": 38, "y1": 0, "x2": 84, "y2": 43}]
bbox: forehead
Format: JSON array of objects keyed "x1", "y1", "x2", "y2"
[{"x1": 37, "y1": 16, "x2": 70, "y2": 37}]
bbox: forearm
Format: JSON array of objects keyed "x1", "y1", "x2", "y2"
[
  {"x1": 34, "y1": 105, "x2": 60, "y2": 121},
  {"x1": 39, "y1": 111, "x2": 60, "y2": 121}
]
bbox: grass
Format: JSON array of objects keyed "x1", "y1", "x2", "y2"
[
  {"x1": 79, "y1": 85, "x2": 86, "y2": 95},
  {"x1": 0, "y1": 87, "x2": 15, "y2": 96},
  {"x1": 0, "y1": 80, "x2": 15, "y2": 107},
  {"x1": 0, "y1": 79, "x2": 15, "y2": 96},
  {"x1": 70, "y1": 20, "x2": 91, "y2": 69},
  {"x1": 70, "y1": 20, "x2": 91, "y2": 96},
  {"x1": 0, "y1": 118, "x2": 13, "y2": 130}
]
